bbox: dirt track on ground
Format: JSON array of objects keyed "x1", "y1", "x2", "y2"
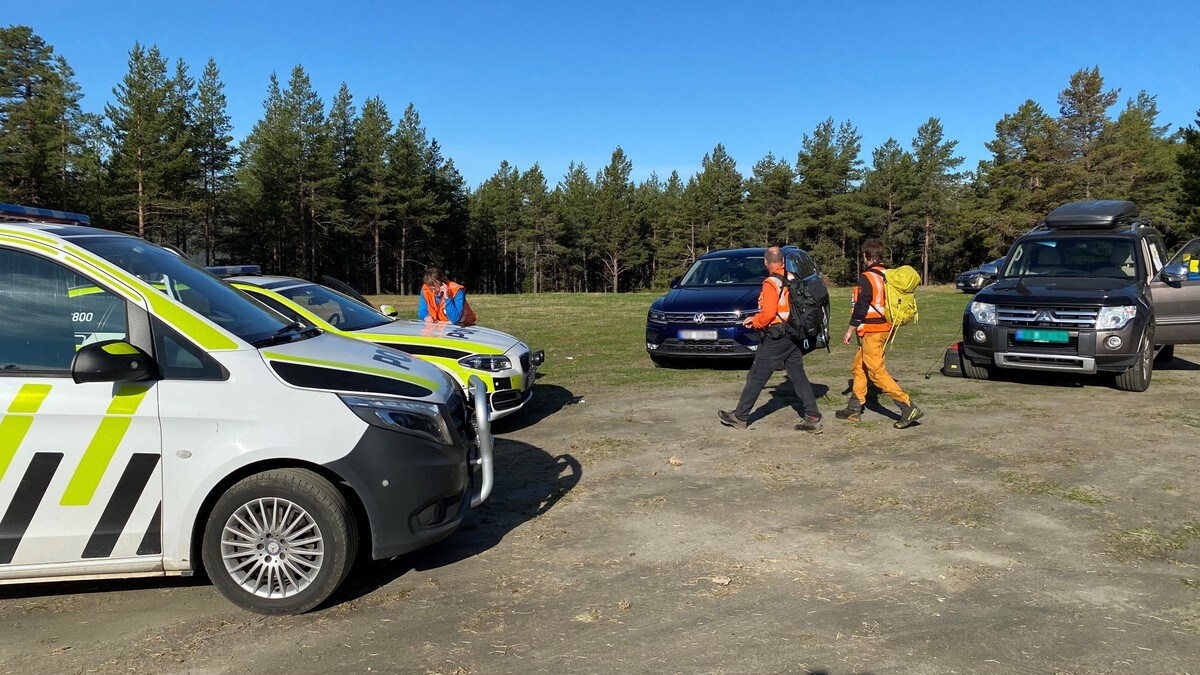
[{"x1": 3, "y1": 347, "x2": 1199, "y2": 674}]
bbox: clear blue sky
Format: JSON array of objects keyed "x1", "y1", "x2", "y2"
[{"x1": 7, "y1": 1, "x2": 1200, "y2": 187}]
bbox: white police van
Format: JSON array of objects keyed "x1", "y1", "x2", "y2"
[{"x1": 0, "y1": 204, "x2": 493, "y2": 614}]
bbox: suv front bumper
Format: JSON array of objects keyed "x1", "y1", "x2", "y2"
[
  {"x1": 961, "y1": 317, "x2": 1146, "y2": 374},
  {"x1": 646, "y1": 323, "x2": 759, "y2": 357}
]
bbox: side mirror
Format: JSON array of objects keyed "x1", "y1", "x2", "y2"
[
  {"x1": 1161, "y1": 263, "x2": 1188, "y2": 284},
  {"x1": 669, "y1": 276, "x2": 682, "y2": 289},
  {"x1": 980, "y1": 263, "x2": 1000, "y2": 277},
  {"x1": 71, "y1": 340, "x2": 156, "y2": 384},
  {"x1": 379, "y1": 304, "x2": 399, "y2": 318}
]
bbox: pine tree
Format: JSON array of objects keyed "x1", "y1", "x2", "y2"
[
  {"x1": 514, "y1": 164, "x2": 560, "y2": 292},
  {"x1": 161, "y1": 58, "x2": 200, "y2": 251},
  {"x1": 389, "y1": 103, "x2": 444, "y2": 293},
  {"x1": 553, "y1": 162, "x2": 596, "y2": 292},
  {"x1": 105, "y1": 43, "x2": 172, "y2": 239},
  {"x1": 1058, "y1": 66, "x2": 1120, "y2": 199},
  {"x1": 351, "y1": 96, "x2": 392, "y2": 293},
  {"x1": 232, "y1": 73, "x2": 295, "y2": 269},
  {"x1": 686, "y1": 144, "x2": 744, "y2": 255},
  {"x1": 745, "y1": 153, "x2": 794, "y2": 245},
  {"x1": 283, "y1": 66, "x2": 337, "y2": 279},
  {"x1": 194, "y1": 58, "x2": 234, "y2": 264},
  {"x1": 1098, "y1": 91, "x2": 1181, "y2": 233},
  {"x1": 1178, "y1": 109, "x2": 1200, "y2": 237},
  {"x1": 0, "y1": 26, "x2": 91, "y2": 208},
  {"x1": 862, "y1": 138, "x2": 916, "y2": 256},
  {"x1": 908, "y1": 117, "x2": 964, "y2": 283},
  {"x1": 793, "y1": 119, "x2": 869, "y2": 281},
  {"x1": 594, "y1": 147, "x2": 638, "y2": 292}
]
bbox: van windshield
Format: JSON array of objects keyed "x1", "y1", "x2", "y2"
[
  {"x1": 72, "y1": 236, "x2": 306, "y2": 347},
  {"x1": 1003, "y1": 238, "x2": 1139, "y2": 280},
  {"x1": 681, "y1": 255, "x2": 766, "y2": 286}
]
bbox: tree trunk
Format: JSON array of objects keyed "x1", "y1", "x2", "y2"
[
  {"x1": 373, "y1": 219, "x2": 381, "y2": 295},
  {"x1": 923, "y1": 216, "x2": 931, "y2": 286},
  {"x1": 400, "y1": 222, "x2": 408, "y2": 295},
  {"x1": 136, "y1": 147, "x2": 146, "y2": 240}
]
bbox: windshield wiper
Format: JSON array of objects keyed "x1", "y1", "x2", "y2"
[{"x1": 251, "y1": 322, "x2": 315, "y2": 347}]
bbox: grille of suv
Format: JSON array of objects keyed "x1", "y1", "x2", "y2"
[
  {"x1": 661, "y1": 311, "x2": 744, "y2": 325},
  {"x1": 996, "y1": 306, "x2": 1098, "y2": 328},
  {"x1": 661, "y1": 338, "x2": 747, "y2": 354}
]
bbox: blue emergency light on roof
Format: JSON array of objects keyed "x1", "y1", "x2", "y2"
[
  {"x1": 0, "y1": 202, "x2": 91, "y2": 225},
  {"x1": 206, "y1": 265, "x2": 262, "y2": 278}
]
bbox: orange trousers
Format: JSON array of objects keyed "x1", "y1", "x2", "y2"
[{"x1": 852, "y1": 332, "x2": 910, "y2": 406}]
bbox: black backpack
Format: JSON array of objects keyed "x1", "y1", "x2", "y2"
[{"x1": 772, "y1": 268, "x2": 829, "y2": 354}]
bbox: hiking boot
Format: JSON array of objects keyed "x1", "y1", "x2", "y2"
[
  {"x1": 718, "y1": 410, "x2": 748, "y2": 430},
  {"x1": 835, "y1": 397, "x2": 863, "y2": 423},
  {"x1": 894, "y1": 402, "x2": 924, "y2": 429},
  {"x1": 795, "y1": 414, "x2": 823, "y2": 434}
]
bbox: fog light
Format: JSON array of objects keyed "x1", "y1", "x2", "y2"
[
  {"x1": 748, "y1": 345, "x2": 758, "y2": 351},
  {"x1": 647, "y1": 343, "x2": 658, "y2": 350},
  {"x1": 1105, "y1": 336, "x2": 1123, "y2": 350},
  {"x1": 974, "y1": 330, "x2": 986, "y2": 343}
]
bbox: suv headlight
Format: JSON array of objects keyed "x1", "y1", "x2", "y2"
[
  {"x1": 648, "y1": 309, "x2": 667, "y2": 323},
  {"x1": 459, "y1": 354, "x2": 512, "y2": 371},
  {"x1": 1096, "y1": 306, "x2": 1137, "y2": 330},
  {"x1": 339, "y1": 394, "x2": 452, "y2": 445},
  {"x1": 969, "y1": 301, "x2": 997, "y2": 326}
]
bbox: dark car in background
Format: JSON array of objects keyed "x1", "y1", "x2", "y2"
[
  {"x1": 645, "y1": 247, "x2": 827, "y2": 366},
  {"x1": 956, "y1": 258, "x2": 1004, "y2": 292}
]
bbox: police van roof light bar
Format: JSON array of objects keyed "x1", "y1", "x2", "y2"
[{"x1": 0, "y1": 202, "x2": 91, "y2": 225}]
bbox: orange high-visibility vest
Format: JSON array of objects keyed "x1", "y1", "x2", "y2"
[
  {"x1": 421, "y1": 281, "x2": 477, "y2": 325},
  {"x1": 766, "y1": 274, "x2": 791, "y2": 326},
  {"x1": 852, "y1": 267, "x2": 891, "y2": 335}
]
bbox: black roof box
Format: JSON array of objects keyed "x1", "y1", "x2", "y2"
[{"x1": 1042, "y1": 200, "x2": 1138, "y2": 229}]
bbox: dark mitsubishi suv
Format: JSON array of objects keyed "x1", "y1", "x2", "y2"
[{"x1": 962, "y1": 200, "x2": 1200, "y2": 391}]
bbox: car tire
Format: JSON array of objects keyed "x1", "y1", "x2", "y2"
[
  {"x1": 961, "y1": 358, "x2": 991, "y2": 380},
  {"x1": 1154, "y1": 344, "x2": 1174, "y2": 364},
  {"x1": 1114, "y1": 333, "x2": 1153, "y2": 392},
  {"x1": 202, "y1": 469, "x2": 357, "y2": 615}
]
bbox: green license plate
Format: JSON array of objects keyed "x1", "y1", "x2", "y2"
[{"x1": 1014, "y1": 329, "x2": 1069, "y2": 344}]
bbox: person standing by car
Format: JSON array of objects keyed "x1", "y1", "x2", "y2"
[
  {"x1": 419, "y1": 267, "x2": 477, "y2": 325},
  {"x1": 837, "y1": 239, "x2": 923, "y2": 429},
  {"x1": 719, "y1": 247, "x2": 823, "y2": 432}
]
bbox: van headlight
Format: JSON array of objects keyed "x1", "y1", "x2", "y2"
[
  {"x1": 1096, "y1": 306, "x2": 1137, "y2": 330},
  {"x1": 969, "y1": 301, "x2": 997, "y2": 326},
  {"x1": 648, "y1": 309, "x2": 667, "y2": 323},
  {"x1": 339, "y1": 394, "x2": 452, "y2": 445},
  {"x1": 459, "y1": 354, "x2": 512, "y2": 371}
]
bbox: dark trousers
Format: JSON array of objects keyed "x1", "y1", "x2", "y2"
[{"x1": 734, "y1": 331, "x2": 820, "y2": 421}]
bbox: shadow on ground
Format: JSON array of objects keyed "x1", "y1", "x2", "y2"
[
  {"x1": 0, "y1": 440, "x2": 581, "y2": 612},
  {"x1": 491, "y1": 382, "x2": 580, "y2": 433},
  {"x1": 333, "y1": 438, "x2": 581, "y2": 604}
]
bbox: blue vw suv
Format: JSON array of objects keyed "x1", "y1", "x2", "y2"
[{"x1": 646, "y1": 246, "x2": 828, "y2": 365}]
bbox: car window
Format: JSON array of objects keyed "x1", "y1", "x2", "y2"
[
  {"x1": 0, "y1": 247, "x2": 128, "y2": 374},
  {"x1": 787, "y1": 251, "x2": 817, "y2": 279},
  {"x1": 152, "y1": 317, "x2": 227, "y2": 380},
  {"x1": 1170, "y1": 239, "x2": 1200, "y2": 280},
  {"x1": 73, "y1": 235, "x2": 293, "y2": 346},
  {"x1": 243, "y1": 289, "x2": 308, "y2": 324},
  {"x1": 273, "y1": 283, "x2": 390, "y2": 332},
  {"x1": 681, "y1": 256, "x2": 766, "y2": 286}
]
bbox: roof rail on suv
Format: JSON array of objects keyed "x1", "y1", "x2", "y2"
[{"x1": 1033, "y1": 200, "x2": 1140, "y2": 231}]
